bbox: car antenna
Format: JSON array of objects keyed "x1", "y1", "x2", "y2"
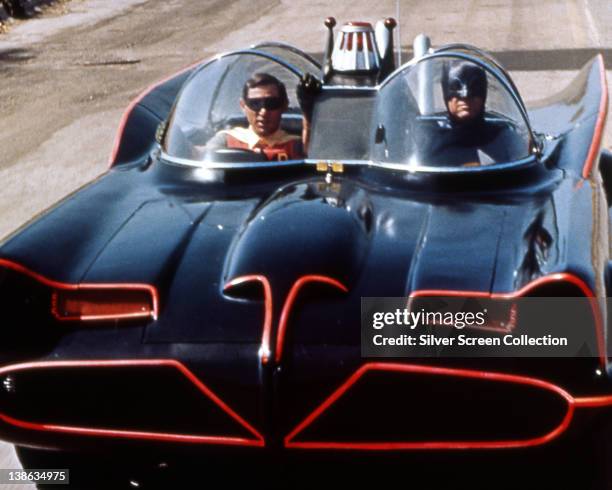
[{"x1": 396, "y1": 0, "x2": 402, "y2": 66}]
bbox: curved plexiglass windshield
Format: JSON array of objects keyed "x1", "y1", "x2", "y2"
[
  {"x1": 162, "y1": 49, "x2": 534, "y2": 172},
  {"x1": 163, "y1": 51, "x2": 306, "y2": 163},
  {"x1": 250, "y1": 42, "x2": 321, "y2": 74},
  {"x1": 371, "y1": 55, "x2": 532, "y2": 169}
]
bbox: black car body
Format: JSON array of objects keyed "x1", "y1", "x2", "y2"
[{"x1": 0, "y1": 19, "x2": 610, "y2": 488}]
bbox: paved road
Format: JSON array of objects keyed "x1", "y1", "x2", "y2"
[{"x1": 0, "y1": 0, "x2": 609, "y2": 485}]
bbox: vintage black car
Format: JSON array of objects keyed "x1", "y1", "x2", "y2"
[{"x1": 0, "y1": 18, "x2": 610, "y2": 489}]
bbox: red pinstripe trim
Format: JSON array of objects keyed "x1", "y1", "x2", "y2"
[
  {"x1": 275, "y1": 275, "x2": 348, "y2": 363},
  {"x1": 574, "y1": 395, "x2": 612, "y2": 408},
  {"x1": 408, "y1": 273, "x2": 595, "y2": 299},
  {"x1": 0, "y1": 359, "x2": 264, "y2": 446},
  {"x1": 409, "y1": 272, "x2": 605, "y2": 367},
  {"x1": 224, "y1": 275, "x2": 273, "y2": 364},
  {"x1": 284, "y1": 363, "x2": 603, "y2": 450},
  {"x1": 582, "y1": 54, "x2": 609, "y2": 179},
  {"x1": 107, "y1": 58, "x2": 207, "y2": 168},
  {"x1": 0, "y1": 258, "x2": 159, "y2": 321}
]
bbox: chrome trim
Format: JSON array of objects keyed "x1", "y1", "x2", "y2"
[
  {"x1": 392, "y1": 155, "x2": 539, "y2": 174},
  {"x1": 304, "y1": 158, "x2": 372, "y2": 166},
  {"x1": 304, "y1": 156, "x2": 538, "y2": 174},
  {"x1": 413, "y1": 35, "x2": 434, "y2": 114},
  {"x1": 161, "y1": 154, "x2": 307, "y2": 169},
  {"x1": 332, "y1": 29, "x2": 380, "y2": 72},
  {"x1": 341, "y1": 25, "x2": 374, "y2": 33},
  {"x1": 160, "y1": 153, "x2": 538, "y2": 174},
  {"x1": 412, "y1": 34, "x2": 431, "y2": 59},
  {"x1": 320, "y1": 85, "x2": 378, "y2": 92}
]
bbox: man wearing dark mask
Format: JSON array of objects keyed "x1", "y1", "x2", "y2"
[
  {"x1": 200, "y1": 72, "x2": 320, "y2": 162},
  {"x1": 417, "y1": 61, "x2": 517, "y2": 167},
  {"x1": 443, "y1": 62, "x2": 488, "y2": 126},
  {"x1": 204, "y1": 73, "x2": 303, "y2": 161}
]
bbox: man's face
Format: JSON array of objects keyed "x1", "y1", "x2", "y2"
[
  {"x1": 240, "y1": 84, "x2": 286, "y2": 137},
  {"x1": 447, "y1": 95, "x2": 484, "y2": 124}
]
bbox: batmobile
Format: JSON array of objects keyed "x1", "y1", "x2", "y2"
[{"x1": 0, "y1": 17, "x2": 610, "y2": 489}]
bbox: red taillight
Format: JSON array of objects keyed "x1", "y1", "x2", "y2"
[
  {"x1": 51, "y1": 288, "x2": 157, "y2": 321},
  {"x1": 407, "y1": 296, "x2": 518, "y2": 333}
]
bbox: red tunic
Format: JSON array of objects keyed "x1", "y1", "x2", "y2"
[{"x1": 223, "y1": 128, "x2": 303, "y2": 161}]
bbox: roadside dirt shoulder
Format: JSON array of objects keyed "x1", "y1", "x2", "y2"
[{"x1": 0, "y1": 0, "x2": 277, "y2": 237}]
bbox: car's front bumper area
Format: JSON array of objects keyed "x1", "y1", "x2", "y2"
[{"x1": 1, "y1": 355, "x2": 612, "y2": 454}]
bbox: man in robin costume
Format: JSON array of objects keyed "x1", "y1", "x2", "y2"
[{"x1": 206, "y1": 72, "x2": 305, "y2": 161}]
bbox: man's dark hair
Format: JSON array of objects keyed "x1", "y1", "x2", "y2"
[{"x1": 242, "y1": 73, "x2": 289, "y2": 106}]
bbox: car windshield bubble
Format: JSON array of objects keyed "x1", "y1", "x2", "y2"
[
  {"x1": 249, "y1": 42, "x2": 321, "y2": 74},
  {"x1": 371, "y1": 56, "x2": 532, "y2": 169},
  {"x1": 162, "y1": 53, "x2": 306, "y2": 164}
]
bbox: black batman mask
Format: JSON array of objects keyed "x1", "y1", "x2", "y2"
[{"x1": 442, "y1": 61, "x2": 487, "y2": 103}]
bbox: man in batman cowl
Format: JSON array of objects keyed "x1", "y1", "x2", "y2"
[
  {"x1": 443, "y1": 61, "x2": 488, "y2": 128},
  {"x1": 416, "y1": 60, "x2": 516, "y2": 167}
]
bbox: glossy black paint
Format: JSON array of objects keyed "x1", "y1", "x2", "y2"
[{"x1": 0, "y1": 48, "x2": 609, "y2": 459}]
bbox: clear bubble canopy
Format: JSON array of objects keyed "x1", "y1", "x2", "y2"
[
  {"x1": 162, "y1": 49, "x2": 310, "y2": 164},
  {"x1": 369, "y1": 52, "x2": 534, "y2": 169},
  {"x1": 161, "y1": 47, "x2": 536, "y2": 172}
]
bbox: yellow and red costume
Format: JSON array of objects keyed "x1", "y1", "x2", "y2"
[{"x1": 215, "y1": 127, "x2": 304, "y2": 161}]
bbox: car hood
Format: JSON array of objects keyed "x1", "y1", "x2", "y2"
[{"x1": 0, "y1": 171, "x2": 565, "y2": 344}]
